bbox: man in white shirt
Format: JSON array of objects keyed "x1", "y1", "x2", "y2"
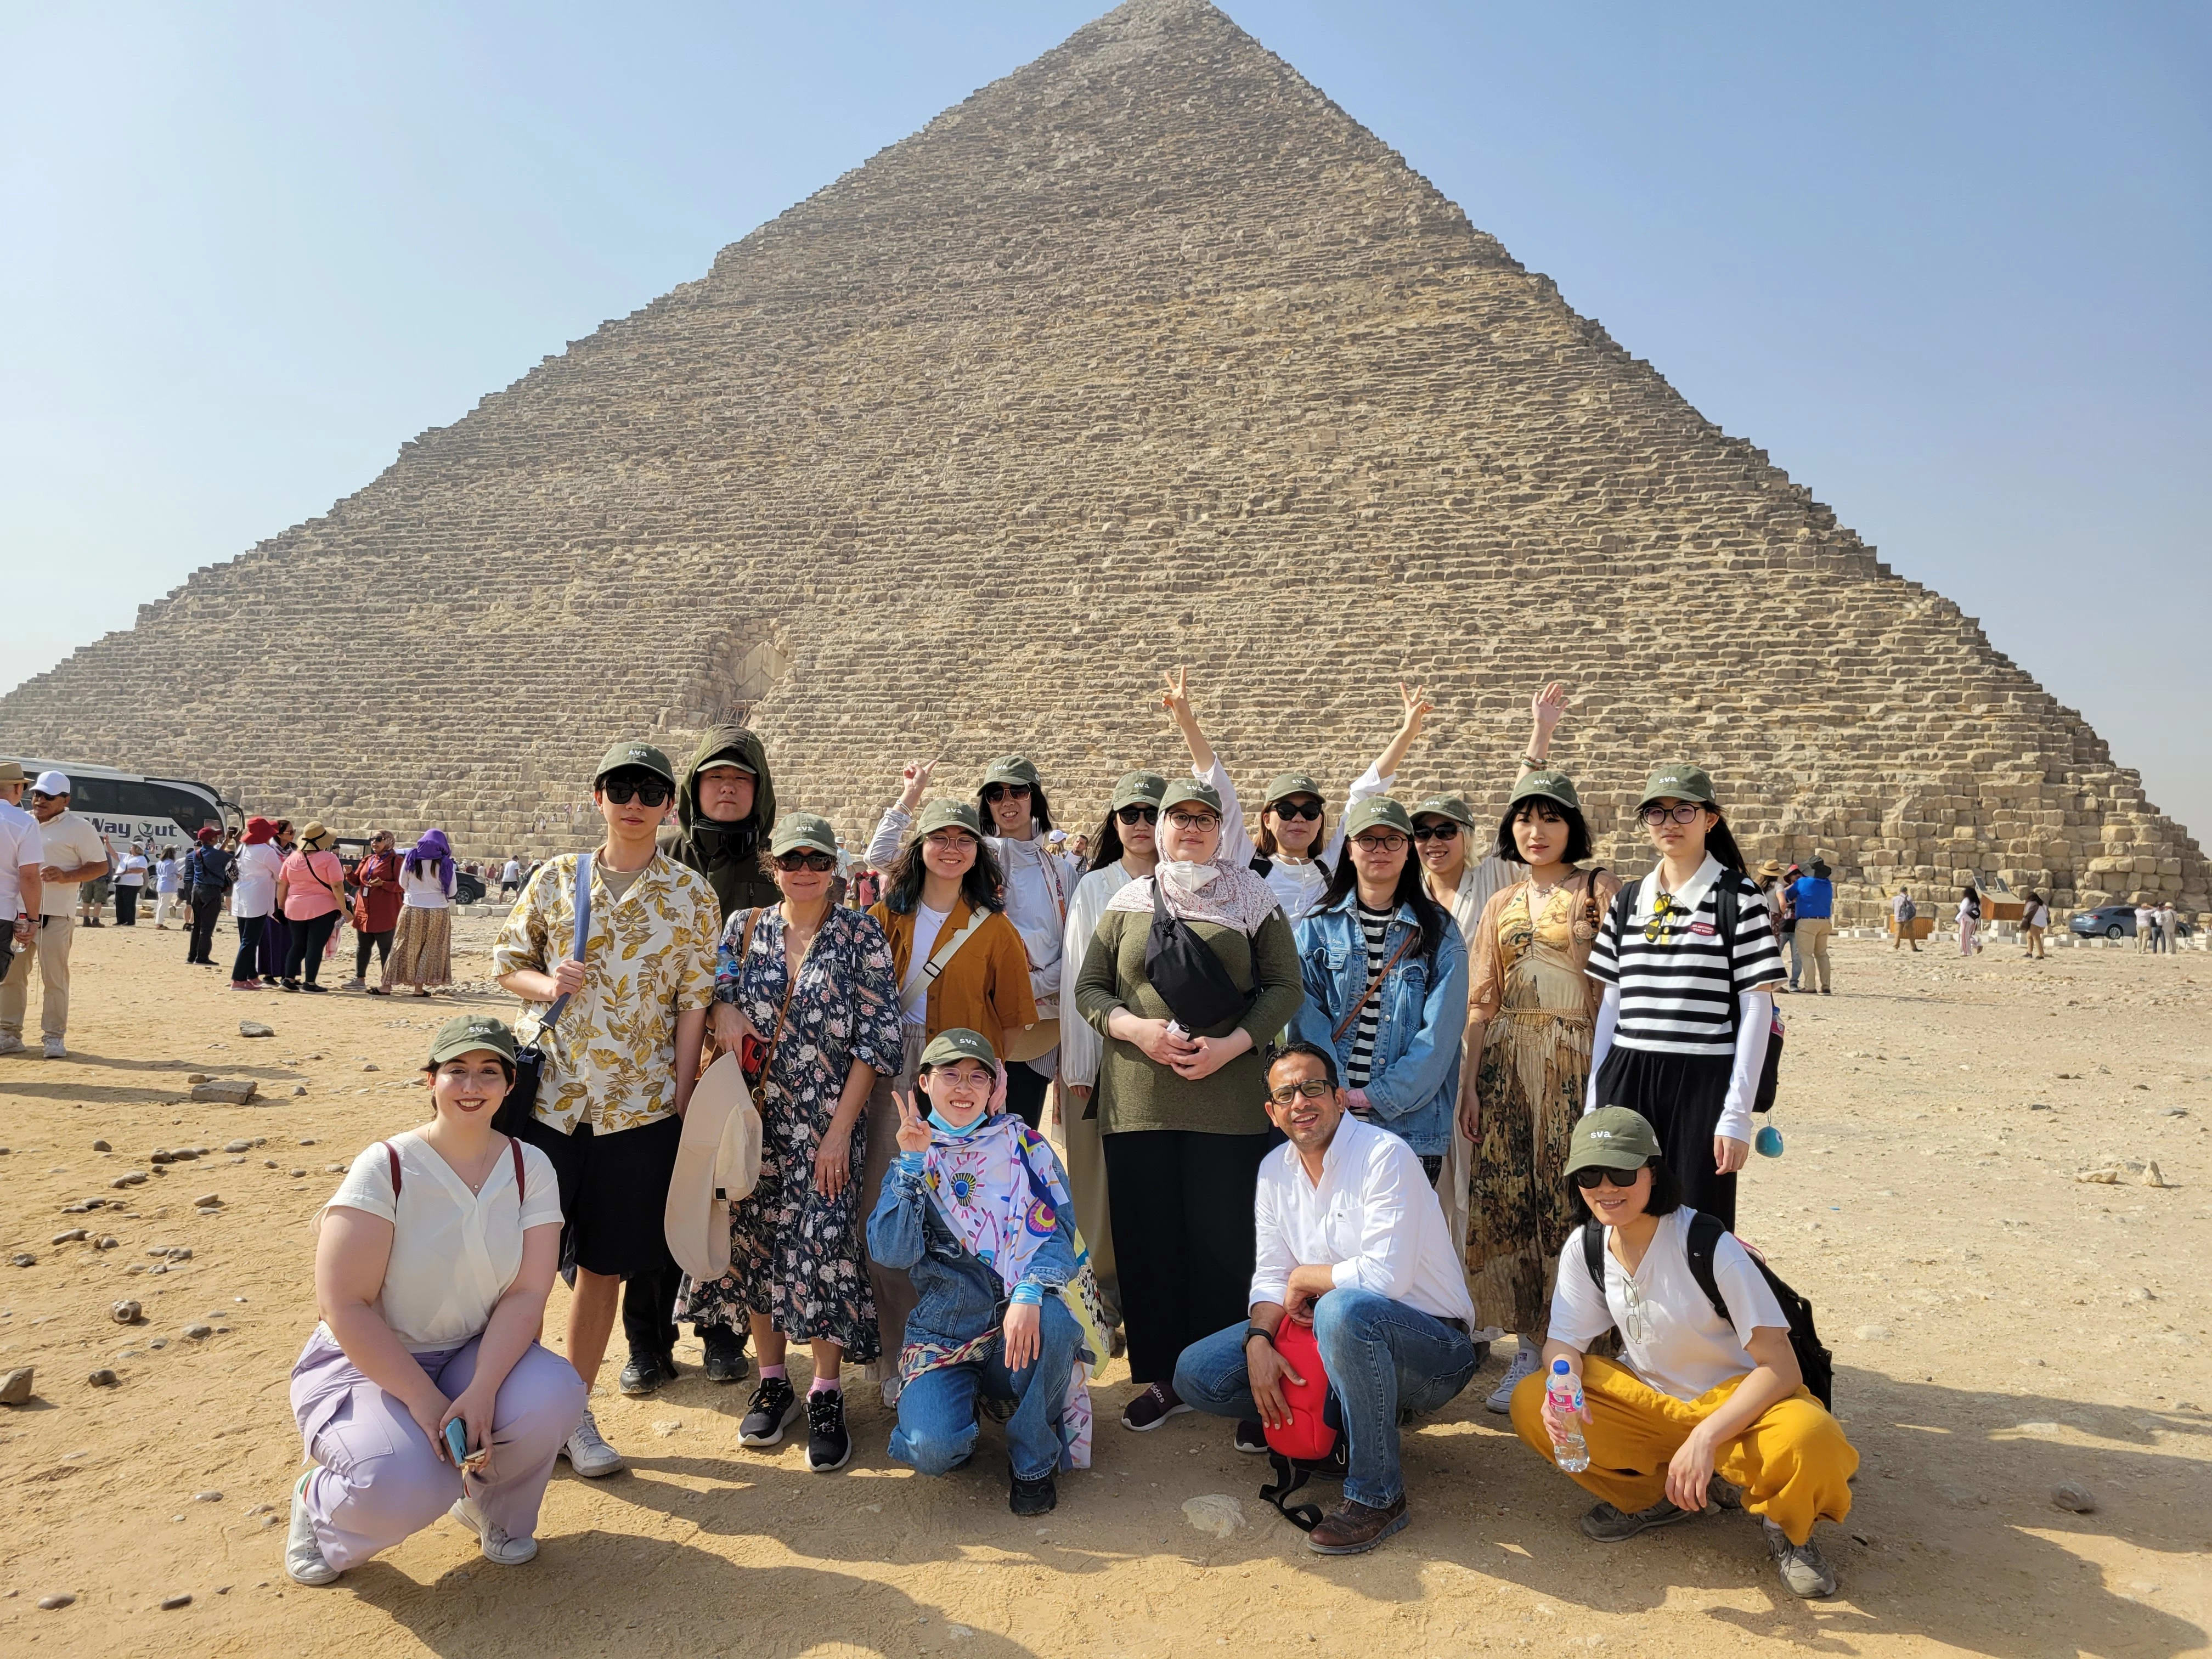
[
  {"x1": 1170, "y1": 1040, "x2": 1483, "y2": 1555},
  {"x1": 0, "y1": 764, "x2": 47, "y2": 1058},
  {"x1": 501, "y1": 855, "x2": 522, "y2": 899},
  {"x1": 1, "y1": 772, "x2": 110, "y2": 1059}
]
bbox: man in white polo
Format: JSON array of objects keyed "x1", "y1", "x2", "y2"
[
  {"x1": 2, "y1": 772, "x2": 110, "y2": 1059},
  {"x1": 0, "y1": 763, "x2": 46, "y2": 1058}
]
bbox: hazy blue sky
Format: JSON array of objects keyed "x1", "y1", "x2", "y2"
[{"x1": 6, "y1": 2, "x2": 2207, "y2": 836}]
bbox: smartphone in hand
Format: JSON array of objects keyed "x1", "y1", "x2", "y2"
[{"x1": 443, "y1": 1419, "x2": 471, "y2": 1467}]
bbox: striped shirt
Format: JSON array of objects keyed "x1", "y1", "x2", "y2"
[
  {"x1": 1345, "y1": 902, "x2": 1393, "y2": 1087},
  {"x1": 1587, "y1": 856, "x2": 1784, "y2": 1057}
]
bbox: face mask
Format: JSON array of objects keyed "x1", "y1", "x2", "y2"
[
  {"x1": 928, "y1": 1105, "x2": 989, "y2": 1139},
  {"x1": 1159, "y1": 857, "x2": 1221, "y2": 891}
]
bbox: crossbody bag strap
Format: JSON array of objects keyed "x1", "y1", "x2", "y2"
[
  {"x1": 900, "y1": 907, "x2": 990, "y2": 1006},
  {"x1": 755, "y1": 908, "x2": 806, "y2": 1080},
  {"x1": 1714, "y1": 874, "x2": 1741, "y2": 1042},
  {"x1": 383, "y1": 1140, "x2": 402, "y2": 1200},
  {"x1": 510, "y1": 1137, "x2": 526, "y2": 1203},
  {"x1": 1330, "y1": 924, "x2": 1418, "y2": 1045},
  {"x1": 534, "y1": 853, "x2": 592, "y2": 1037}
]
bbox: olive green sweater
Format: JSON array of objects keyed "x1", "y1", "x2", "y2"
[{"x1": 1074, "y1": 907, "x2": 1304, "y2": 1136}]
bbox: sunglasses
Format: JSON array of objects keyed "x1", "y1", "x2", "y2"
[
  {"x1": 1353, "y1": 833, "x2": 1407, "y2": 853},
  {"x1": 774, "y1": 850, "x2": 838, "y2": 873},
  {"x1": 1267, "y1": 1077, "x2": 1334, "y2": 1105},
  {"x1": 1412, "y1": 823, "x2": 1459, "y2": 842},
  {"x1": 1166, "y1": 809, "x2": 1220, "y2": 831},
  {"x1": 982, "y1": 783, "x2": 1032, "y2": 804},
  {"x1": 1643, "y1": 891, "x2": 1684, "y2": 944},
  {"x1": 1573, "y1": 1165, "x2": 1644, "y2": 1189},
  {"x1": 1268, "y1": 800, "x2": 1323, "y2": 822},
  {"x1": 1115, "y1": 804, "x2": 1159, "y2": 825},
  {"x1": 601, "y1": 778, "x2": 673, "y2": 808},
  {"x1": 1639, "y1": 803, "x2": 1703, "y2": 827}
]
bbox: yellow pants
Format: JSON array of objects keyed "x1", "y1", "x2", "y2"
[{"x1": 1510, "y1": 1353, "x2": 1856, "y2": 1545}]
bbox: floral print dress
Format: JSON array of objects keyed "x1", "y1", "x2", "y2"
[{"x1": 681, "y1": 904, "x2": 901, "y2": 1359}]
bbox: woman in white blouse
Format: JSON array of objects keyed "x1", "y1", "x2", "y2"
[{"x1": 285, "y1": 1015, "x2": 583, "y2": 1586}]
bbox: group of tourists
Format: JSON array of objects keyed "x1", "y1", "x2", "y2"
[{"x1": 284, "y1": 682, "x2": 1855, "y2": 1602}]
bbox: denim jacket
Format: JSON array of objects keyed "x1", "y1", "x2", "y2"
[
  {"x1": 866, "y1": 1152, "x2": 1081, "y2": 1353},
  {"x1": 1289, "y1": 897, "x2": 1470, "y2": 1156}
]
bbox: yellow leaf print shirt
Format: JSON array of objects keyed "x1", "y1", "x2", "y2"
[{"x1": 492, "y1": 851, "x2": 720, "y2": 1135}]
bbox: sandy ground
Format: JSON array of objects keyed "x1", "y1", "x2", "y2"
[{"x1": 1, "y1": 916, "x2": 2207, "y2": 1658}]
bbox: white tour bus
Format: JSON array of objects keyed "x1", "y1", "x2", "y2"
[{"x1": 5, "y1": 758, "x2": 241, "y2": 855}]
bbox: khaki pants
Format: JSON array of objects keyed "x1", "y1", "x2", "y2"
[
  {"x1": 859, "y1": 1029, "x2": 928, "y2": 1365},
  {"x1": 1793, "y1": 917, "x2": 1832, "y2": 991},
  {"x1": 1, "y1": 916, "x2": 74, "y2": 1043},
  {"x1": 1058, "y1": 1080, "x2": 1121, "y2": 1326}
]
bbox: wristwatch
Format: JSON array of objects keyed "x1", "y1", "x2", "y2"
[{"x1": 1244, "y1": 1325, "x2": 1277, "y2": 1352}]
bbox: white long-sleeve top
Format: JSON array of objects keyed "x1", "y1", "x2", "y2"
[
  {"x1": 1209, "y1": 756, "x2": 1393, "y2": 923},
  {"x1": 1058, "y1": 859, "x2": 1141, "y2": 1090},
  {"x1": 1250, "y1": 1113, "x2": 1476, "y2": 1323}
]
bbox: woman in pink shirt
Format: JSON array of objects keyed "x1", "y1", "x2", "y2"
[{"x1": 278, "y1": 821, "x2": 349, "y2": 994}]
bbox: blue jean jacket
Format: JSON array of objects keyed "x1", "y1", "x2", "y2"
[
  {"x1": 866, "y1": 1153, "x2": 1081, "y2": 1352},
  {"x1": 1290, "y1": 897, "x2": 1469, "y2": 1156}
]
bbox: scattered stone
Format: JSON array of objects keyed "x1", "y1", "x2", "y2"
[
  {"x1": 52, "y1": 1228, "x2": 88, "y2": 1244},
  {"x1": 194, "y1": 1490, "x2": 222, "y2": 1502},
  {"x1": 361, "y1": 1063, "x2": 379, "y2": 1073},
  {"x1": 190, "y1": 1079, "x2": 257, "y2": 1105},
  {"x1": 192, "y1": 1194, "x2": 222, "y2": 1209},
  {"x1": 2127, "y1": 1286, "x2": 2157, "y2": 1302},
  {"x1": 2051, "y1": 1481, "x2": 2098, "y2": 1513},
  {"x1": 110, "y1": 1172, "x2": 147, "y2": 1189},
  {"x1": 186, "y1": 1073, "x2": 210, "y2": 1084},
  {"x1": 168, "y1": 1246, "x2": 193, "y2": 1261},
  {"x1": 292, "y1": 1085, "x2": 308, "y2": 1096},
  {"x1": 183, "y1": 1323, "x2": 213, "y2": 1340},
  {"x1": 2076, "y1": 1159, "x2": 2146, "y2": 1184},
  {"x1": 239, "y1": 1021, "x2": 275, "y2": 1039},
  {"x1": 1182, "y1": 1494, "x2": 1245, "y2": 1538},
  {"x1": 160, "y1": 1593, "x2": 192, "y2": 1610},
  {"x1": 88, "y1": 1368, "x2": 118, "y2": 1387},
  {"x1": 2142, "y1": 1161, "x2": 2172, "y2": 1188},
  {"x1": 91, "y1": 1139, "x2": 110, "y2": 1152},
  {"x1": 290, "y1": 1168, "x2": 306, "y2": 1178},
  {"x1": 149, "y1": 1149, "x2": 173, "y2": 1165},
  {"x1": 323, "y1": 1163, "x2": 345, "y2": 1173},
  {"x1": 148, "y1": 1339, "x2": 165, "y2": 1349},
  {"x1": 223, "y1": 1139, "x2": 251, "y2": 1154},
  {"x1": 299, "y1": 1138, "x2": 317, "y2": 1147},
  {"x1": 1854, "y1": 1324, "x2": 1892, "y2": 1342},
  {"x1": 96, "y1": 1236, "x2": 117, "y2": 1250},
  {"x1": 112, "y1": 1300, "x2": 143, "y2": 1324},
  {"x1": 0, "y1": 1367, "x2": 35, "y2": 1405},
  {"x1": 10, "y1": 1253, "x2": 36, "y2": 1268},
  {"x1": 37, "y1": 1593, "x2": 75, "y2": 1610}
]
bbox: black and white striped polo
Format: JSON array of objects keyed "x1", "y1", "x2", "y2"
[
  {"x1": 1587, "y1": 859, "x2": 1784, "y2": 1057},
  {"x1": 1345, "y1": 900, "x2": 1393, "y2": 1086}
]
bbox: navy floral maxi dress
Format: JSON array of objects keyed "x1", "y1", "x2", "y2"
[{"x1": 681, "y1": 903, "x2": 901, "y2": 1361}]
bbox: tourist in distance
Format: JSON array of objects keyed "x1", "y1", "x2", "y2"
[
  {"x1": 690, "y1": 810, "x2": 900, "y2": 1472},
  {"x1": 869, "y1": 1028, "x2": 1105, "y2": 1516},
  {"x1": 1787, "y1": 859, "x2": 1835, "y2": 994},
  {"x1": 500, "y1": 855, "x2": 522, "y2": 899},
  {"x1": 385, "y1": 828, "x2": 458, "y2": 996},
  {"x1": 112, "y1": 840, "x2": 147, "y2": 926},
  {"x1": 869, "y1": 755, "x2": 1082, "y2": 1131},
  {"x1": 1460, "y1": 768, "x2": 1621, "y2": 1413},
  {"x1": 2158, "y1": 899, "x2": 2179, "y2": 955},
  {"x1": 0, "y1": 764, "x2": 43, "y2": 1057},
  {"x1": 347, "y1": 830, "x2": 404, "y2": 992},
  {"x1": 262, "y1": 821, "x2": 297, "y2": 979},
  {"x1": 1890, "y1": 886, "x2": 1920, "y2": 951},
  {"x1": 1510, "y1": 1108, "x2": 1856, "y2": 1599},
  {"x1": 1958, "y1": 885, "x2": 1983, "y2": 956},
  {"x1": 285, "y1": 1014, "x2": 584, "y2": 1587},
  {"x1": 1173, "y1": 1041, "x2": 1482, "y2": 1554},
  {"x1": 76, "y1": 829, "x2": 115, "y2": 927},
  {"x1": 0, "y1": 774, "x2": 110, "y2": 1059},
  {"x1": 1074, "y1": 776, "x2": 1303, "y2": 1432},
  {"x1": 276, "y1": 822, "x2": 349, "y2": 993},
  {"x1": 1290, "y1": 796, "x2": 1467, "y2": 1180},
  {"x1": 493, "y1": 740, "x2": 720, "y2": 1480},
  {"x1": 2020, "y1": 890, "x2": 2050, "y2": 959},
  {"x1": 860, "y1": 797, "x2": 1035, "y2": 1387},
  {"x1": 228, "y1": 817, "x2": 283, "y2": 990},
  {"x1": 1755, "y1": 860, "x2": 1787, "y2": 932},
  {"x1": 183, "y1": 824, "x2": 233, "y2": 967},
  {"x1": 638, "y1": 727, "x2": 781, "y2": 1395},
  {"x1": 151, "y1": 842, "x2": 183, "y2": 928},
  {"x1": 1583, "y1": 764, "x2": 1784, "y2": 1231}
]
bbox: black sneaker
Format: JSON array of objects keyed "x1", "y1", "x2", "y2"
[
  {"x1": 1009, "y1": 1467, "x2": 1057, "y2": 1516},
  {"x1": 701, "y1": 1324, "x2": 749, "y2": 1385},
  {"x1": 618, "y1": 1348, "x2": 678, "y2": 1397},
  {"x1": 738, "y1": 1376, "x2": 801, "y2": 1447},
  {"x1": 1233, "y1": 1419, "x2": 1268, "y2": 1455},
  {"x1": 805, "y1": 1389, "x2": 851, "y2": 1472},
  {"x1": 1119, "y1": 1381, "x2": 1190, "y2": 1431}
]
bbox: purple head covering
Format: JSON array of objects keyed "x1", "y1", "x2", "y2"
[{"x1": 406, "y1": 828, "x2": 454, "y2": 890}]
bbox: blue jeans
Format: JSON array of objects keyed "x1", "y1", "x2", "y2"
[
  {"x1": 1173, "y1": 1290, "x2": 1482, "y2": 1509},
  {"x1": 889, "y1": 1297, "x2": 1079, "y2": 1482}
]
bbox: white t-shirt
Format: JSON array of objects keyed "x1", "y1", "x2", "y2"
[
  {"x1": 403, "y1": 865, "x2": 454, "y2": 909},
  {"x1": 155, "y1": 854, "x2": 183, "y2": 894},
  {"x1": 0, "y1": 802, "x2": 40, "y2": 921},
  {"x1": 35, "y1": 812, "x2": 111, "y2": 917},
  {"x1": 1549, "y1": 1208, "x2": 1789, "y2": 1402},
  {"x1": 323, "y1": 1131, "x2": 563, "y2": 1351},
  {"x1": 902, "y1": 901, "x2": 952, "y2": 1028},
  {"x1": 501, "y1": 859, "x2": 521, "y2": 884},
  {"x1": 232, "y1": 842, "x2": 283, "y2": 918},
  {"x1": 117, "y1": 852, "x2": 148, "y2": 887}
]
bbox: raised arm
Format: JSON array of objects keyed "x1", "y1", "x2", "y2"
[
  {"x1": 1162, "y1": 667, "x2": 1250, "y2": 856},
  {"x1": 1520, "y1": 681, "x2": 1567, "y2": 778},
  {"x1": 1323, "y1": 684, "x2": 1432, "y2": 867},
  {"x1": 867, "y1": 760, "x2": 934, "y2": 872}
]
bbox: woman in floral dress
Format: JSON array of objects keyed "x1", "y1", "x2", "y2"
[{"x1": 682, "y1": 812, "x2": 901, "y2": 1471}]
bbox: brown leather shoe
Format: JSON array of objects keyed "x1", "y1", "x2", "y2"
[{"x1": 1306, "y1": 1494, "x2": 1409, "y2": 1555}]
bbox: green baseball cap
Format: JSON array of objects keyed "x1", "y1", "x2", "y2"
[
  {"x1": 1109, "y1": 770, "x2": 1167, "y2": 811},
  {"x1": 1566, "y1": 1106, "x2": 1663, "y2": 1175},
  {"x1": 913, "y1": 798, "x2": 985, "y2": 839},
  {"x1": 594, "y1": 740, "x2": 677, "y2": 788},
  {"x1": 1159, "y1": 777, "x2": 1224, "y2": 815},
  {"x1": 919, "y1": 1027, "x2": 999, "y2": 1071},
  {"x1": 1510, "y1": 770, "x2": 1583, "y2": 815},
  {"x1": 428, "y1": 1014, "x2": 519, "y2": 1066},
  {"x1": 981, "y1": 755, "x2": 1041, "y2": 789},
  {"x1": 1343, "y1": 796, "x2": 1415, "y2": 839},
  {"x1": 768, "y1": 812, "x2": 839, "y2": 857},
  {"x1": 1264, "y1": 771, "x2": 1325, "y2": 808},
  {"x1": 1410, "y1": 792, "x2": 1476, "y2": 831},
  {"x1": 1637, "y1": 763, "x2": 1716, "y2": 812}
]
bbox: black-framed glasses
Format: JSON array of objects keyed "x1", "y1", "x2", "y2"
[
  {"x1": 1353, "y1": 832, "x2": 1407, "y2": 853},
  {"x1": 1412, "y1": 823, "x2": 1459, "y2": 842},
  {"x1": 774, "y1": 850, "x2": 838, "y2": 873},
  {"x1": 1269, "y1": 800, "x2": 1323, "y2": 822},
  {"x1": 1115, "y1": 804, "x2": 1159, "y2": 825},
  {"x1": 1267, "y1": 1078, "x2": 1334, "y2": 1105},
  {"x1": 1639, "y1": 803, "x2": 1702, "y2": 827},
  {"x1": 982, "y1": 782, "x2": 1032, "y2": 804},
  {"x1": 1573, "y1": 1165, "x2": 1643, "y2": 1189},
  {"x1": 1166, "y1": 809, "x2": 1220, "y2": 831},
  {"x1": 602, "y1": 778, "x2": 673, "y2": 808}
]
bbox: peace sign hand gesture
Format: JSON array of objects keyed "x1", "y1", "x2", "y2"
[
  {"x1": 1398, "y1": 681, "x2": 1435, "y2": 735},
  {"x1": 896, "y1": 759, "x2": 938, "y2": 813},
  {"x1": 893, "y1": 1088, "x2": 933, "y2": 1155},
  {"x1": 1159, "y1": 666, "x2": 1195, "y2": 726}
]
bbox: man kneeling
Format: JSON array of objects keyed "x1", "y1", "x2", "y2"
[
  {"x1": 1173, "y1": 1041, "x2": 1484, "y2": 1554},
  {"x1": 867, "y1": 1028, "x2": 1100, "y2": 1515}
]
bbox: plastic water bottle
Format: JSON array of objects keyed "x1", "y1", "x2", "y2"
[{"x1": 1547, "y1": 1359, "x2": 1590, "y2": 1472}]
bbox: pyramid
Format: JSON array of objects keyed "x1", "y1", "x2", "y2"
[{"x1": 4, "y1": 0, "x2": 2200, "y2": 921}]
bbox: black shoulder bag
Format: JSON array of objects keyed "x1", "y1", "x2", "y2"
[
  {"x1": 495, "y1": 854, "x2": 591, "y2": 1136},
  {"x1": 1143, "y1": 878, "x2": 1257, "y2": 1033}
]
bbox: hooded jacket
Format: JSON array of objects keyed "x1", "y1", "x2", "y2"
[{"x1": 659, "y1": 724, "x2": 778, "y2": 922}]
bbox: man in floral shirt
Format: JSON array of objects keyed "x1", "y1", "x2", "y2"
[{"x1": 494, "y1": 739, "x2": 720, "y2": 1476}]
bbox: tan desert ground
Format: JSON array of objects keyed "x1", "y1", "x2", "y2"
[{"x1": 2, "y1": 917, "x2": 2207, "y2": 1657}]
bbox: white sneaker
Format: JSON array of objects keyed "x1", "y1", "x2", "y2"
[
  {"x1": 558, "y1": 1407, "x2": 626, "y2": 1477},
  {"x1": 42, "y1": 1037, "x2": 65, "y2": 1060},
  {"x1": 0, "y1": 1033, "x2": 24, "y2": 1057},
  {"x1": 880, "y1": 1373, "x2": 902, "y2": 1410},
  {"x1": 285, "y1": 1472, "x2": 341, "y2": 1586},
  {"x1": 1763, "y1": 1517, "x2": 1839, "y2": 1598},
  {"x1": 449, "y1": 1496, "x2": 539, "y2": 1565},
  {"x1": 1485, "y1": 1342, "x2": 1541, "y2": 1414}
]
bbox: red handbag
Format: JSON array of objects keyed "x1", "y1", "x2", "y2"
[{"x1": 1257, "y1": 1318, "x2": 1345, "y2": 1531}]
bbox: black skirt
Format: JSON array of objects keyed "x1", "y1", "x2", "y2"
[{"x1": 1592, "y1": 1045, "x2": 1737, "y2": 1230}]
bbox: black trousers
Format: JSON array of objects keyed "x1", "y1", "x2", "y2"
[
  {"x1": 115, "y1": 887, "x2": 138, "y2": 926},
  {"x1": 284, "y1": 912, "x2": 338, "y2": 984},
  {"x1": 1003, "y1": 1061, "x2": 1050, "y2": 1130},
  {"x1": 623, "y1": 1262, "x2": 681, "y2": 1359},
  {"x1": 1592, "y1": 1046, "x2": 1737, "y2": 1229},
  {"x1": 354, "y1": 927, "x2": 394, "y2": 979},
  {"x1": 1103, "y1": 1128, "x2": 1276, "y2": 1386},
  {"x1": 187, "y1": 889, "x2": 224, "y2": 963},
  {"x1": 231, "y1": 914, "x2": 267, "y2": 981}
]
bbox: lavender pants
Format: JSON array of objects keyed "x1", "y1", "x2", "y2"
[{"x1": 290, "y1": 1326, "x2": 586, "y2": 1571}]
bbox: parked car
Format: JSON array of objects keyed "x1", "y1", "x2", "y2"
[
  {"x1": 454, "y1": 869, "x2": 487, "y2": 905},
  {"x1": 2068, "y1": 904, "x2": 2138, "y2": 940}
]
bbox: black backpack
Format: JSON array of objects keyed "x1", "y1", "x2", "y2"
[
  {"x1": 1582, "y1": 1214, "x2": 1833, "y2": 1408},
  {"x1": 1605, "y1": 871, "x2": 1782, "y2": 1114},
  {"x1": 1144, "y1": 877, "x2": 1256, "y2": 1032}
]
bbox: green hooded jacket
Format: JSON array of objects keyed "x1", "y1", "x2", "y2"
[{"x1": 658, "y1": 724, "x2": 779, "y2": 921}]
